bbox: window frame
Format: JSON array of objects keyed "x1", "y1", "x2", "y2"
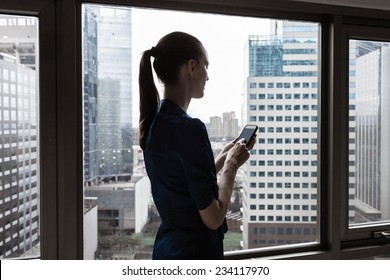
[
  {"x1": 339, "y1": 23, "x2": 390, "y2": 246},
  {"x1": 0, "y1": 0, "x2": 60, "y2": 259}
]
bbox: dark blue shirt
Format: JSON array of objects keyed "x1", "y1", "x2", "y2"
[{"x1": 144, "y1": 99, "x2": 227, "y2": 259}]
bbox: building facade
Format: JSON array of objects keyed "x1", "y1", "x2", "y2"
[
  {"x1": 208, "y1": 116, "x2": 223, "y2": 140},
  {"x1": 352, "y1": 41, "x2": 390, "y2": 223},
  {"x1": 223, "y1": 111, "x2": 239, "y2": 141},
  {"x1": 84, "y1": 176, "x2": 151, "y2": 234},
  {"x1": 0, "y1": 15, "x2": 39, "y2": 258},
  {"x1": 242, "y1": 20, "x2": 320, "y2": 249},
  {"x1": 83, "y1": 6, "x2": 99, "y2": 184},
  {"x1": 83, "y1": 6, "x2": 133, "y2": 184}
]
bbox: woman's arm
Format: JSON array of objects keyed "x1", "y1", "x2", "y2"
[{"x1": 200, "y1": 138, "x2": 252, "y2": 230}]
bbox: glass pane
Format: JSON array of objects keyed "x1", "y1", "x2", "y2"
[
  {"x1": 244, "y1": 22, "x2": 320, "y2": 250},
  {"x1": 82, "y1": 5, "x2": 320, "y2": 259},
  {"x1": 0, "y1": 15, "x2": 39, "y2": 259},
  {"x1": 349, "y1": 39, "x2": 390, "y2": 227}
]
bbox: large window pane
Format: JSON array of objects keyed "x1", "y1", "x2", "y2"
[
  {"x1": 0, "y1": 15, "x2": 39, "y2": 259},
  {"x1": 244, "y1": 22, "x2": 320, "y2": 250},
  {"x1": 82, "y1": 5, "x2": 320, "y2": 259},
  {"x1": 349, "y1": 39, "x2": 390, "y2": 226}
]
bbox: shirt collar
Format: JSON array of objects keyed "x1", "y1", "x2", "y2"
[{"x1": 160, "y1": 99, "x2": 191, "y2": 119}]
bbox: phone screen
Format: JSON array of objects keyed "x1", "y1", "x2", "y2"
[{"x1": 237, "y1": 124, "x2": 258, "y2": 147}]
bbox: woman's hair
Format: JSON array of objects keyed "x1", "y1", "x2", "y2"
[{"x1": 138, "y1": 31, "x2": 205, "y2": 150}]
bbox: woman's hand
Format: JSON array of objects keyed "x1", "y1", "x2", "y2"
[
  {"x1": 215, "y1": 140, "x2": 235, "y2": 173},
  {"x1": 225, "y1": 138, "x2": 250, "y2": 169},
  {"x1": 215, "y1": 135, "x2": 256, "y2": 173},
  {"x1": 245, "y1": 134, "x2": 257, "y2": 150}
]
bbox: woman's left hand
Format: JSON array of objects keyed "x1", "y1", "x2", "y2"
[
  {"x1": 215, "y1": 140, "x2": 235, "y2": 173},
  {"x1": 245, "y1": 134, "x2": 257, "y2": 150}
]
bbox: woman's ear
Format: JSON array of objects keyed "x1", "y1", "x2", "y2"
[{"x1": 186, "y1": 59, "x2": 197, "y2": 77}]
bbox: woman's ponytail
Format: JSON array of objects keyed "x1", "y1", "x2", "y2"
[{"x1": 139, "y1": 49, "x2": 159, "y2": 150}]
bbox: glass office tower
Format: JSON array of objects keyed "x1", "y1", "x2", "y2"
[
  {"x1": 83, "y1": 6, "x2": 133, "y2": 184},
  {"x1": 350, "y1": 40, "x2": 390, "y2": 224}
]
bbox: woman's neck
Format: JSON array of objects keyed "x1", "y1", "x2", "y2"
[{"x1": 164, "y1": 84, "x2": 191, "y2": 112}]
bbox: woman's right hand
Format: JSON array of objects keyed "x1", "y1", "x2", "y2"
[{"x1": 225, "y1": 138, "x2": 251, "y2": 169}]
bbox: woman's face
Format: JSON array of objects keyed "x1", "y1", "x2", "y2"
[{"x1": 191, "y1": 54, "x2": 209, "y2": 99}]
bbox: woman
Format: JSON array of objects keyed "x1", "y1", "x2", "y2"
[{"x1": 139, "y1": 31, "x2": 255, "y2": 259}]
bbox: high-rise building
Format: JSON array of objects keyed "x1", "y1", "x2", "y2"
[
  {"x1": 0, "y1": 16, "x2": 37, "y2": 70},
  {"x1": 83, "y1": 6, "x2": 99, "y2": 184},
  {"x1": 352, "y1": 41, "x2": 390, "y2": 222},
  {"x1": 223, "y1": 111, "x2": 239, "y2": 141},
  {"x1": 242, "y1": 20, "x2": 320, "y2": 249},
  {"x1": 0, "y1": 16, "x2": 39, "y2": 258},
  {"x1": 83, "y1": 6, "x2": 133, "y2": 183},
  {"x1": 208, "y1": 116, "x2": 223, "y2": 140}
]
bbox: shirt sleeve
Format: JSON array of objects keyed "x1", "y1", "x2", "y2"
[{"x1": 171, "y1": 118, "x2": 218, "y2": 210}]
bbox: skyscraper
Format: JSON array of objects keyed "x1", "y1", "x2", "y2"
[
  {"x1": 0, "y1": 15, "x2": 39, "y2": 258},
  {"x1": 83, "y1": 6, "x2": 99, "y2": 184},
  {"x1": 352, "y1": 41, "x2": 390, "y2": 223},
  {"x1": 83, "y1": 6, "x2": 133, "y2": 184},
  {"x1": 242, "y1": 20, "x2": 320, "y2": 249},
  {"x1": 208, "y1": 116, "x2": 223, "y2": 140},
  {"x1": 223, "y1": 111, "x2": 239, "y2": 141}
]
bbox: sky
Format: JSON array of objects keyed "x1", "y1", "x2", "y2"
[{"x1": 131, "y1": 8, "x2": 270, "y2": 125}]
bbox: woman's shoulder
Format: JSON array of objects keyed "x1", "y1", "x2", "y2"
[
  {"x1": 158, "y1": 99, "x2": 206, "y2": 130},
  {"x1": 182, "y1": 116, "x2": 205, "y2": 127},
  {"x1": 179, "y1": 117, "x2": 207, "y2": 135},
  {"x1": 153, "y1": 112, "x2": 207, "y2": 140}
]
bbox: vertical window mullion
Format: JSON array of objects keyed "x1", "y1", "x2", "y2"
[
  {"x1": 55, "y1": 0, "x2": 83, "y2": 259},
  {"x1": 39, "y1": 1, "x2": 58, "y2": 259},
  {"x1": 325, "y1": 14, "x2": 347, "y2": 259}
]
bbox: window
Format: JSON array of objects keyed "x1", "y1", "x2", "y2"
[
  {"x1": 81, "y1": 5, "x2": 322, "y2": 258},
  {"x1": 346, "y1": 30, "x2": 390, "y2": 241},
  {"x1": 2, "y1": 0, "x2": 389, "y2": 262}
]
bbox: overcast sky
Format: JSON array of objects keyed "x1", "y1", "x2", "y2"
[{"x1": 131, "y1": 7, "x2": 270, "y2": 126}]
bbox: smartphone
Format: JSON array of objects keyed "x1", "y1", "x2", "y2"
[{"x1": 237, "y1": 124, "x2": 258, "y2": 147}]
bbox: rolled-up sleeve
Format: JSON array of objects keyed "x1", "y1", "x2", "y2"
[{"x1": 171, "y1": 118, "x2": 218, "y2": 210}]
